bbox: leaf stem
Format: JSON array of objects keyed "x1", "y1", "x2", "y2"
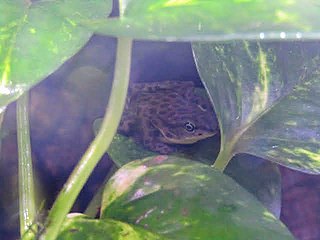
[
  {"x1": 212, "y1": 144, "x2": 233, "y2": 172},
  {"x1": 212, "y1": 131, "x2": 238, "y2": 172},
  {"x1": 17, "y1": 93, "x2": 36, "y2": 239},
  {"x1": 212, "y1": 127, "x2": 249, "y2": 172},
  {"x1": 40, "y1": 37, "x2": 132, "y2": 240},
  {"x1": 0, "y1": 112, "x2": 4, "y2": 153},
  {"x1": 84, "y1": 165, "x2": 118, "y2": 217}
]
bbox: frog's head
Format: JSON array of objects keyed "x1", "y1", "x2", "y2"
[{"x1": 151, "y1": 103, "x2": 218, "y2": 144}]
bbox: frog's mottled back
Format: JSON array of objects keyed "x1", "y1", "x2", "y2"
[{"x1": 119, "y1": 81, "x2": 218, "y2": 154}]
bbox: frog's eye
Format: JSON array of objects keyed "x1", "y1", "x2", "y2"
[{"x1": 184, "y1": 121, "x2": 196, "y2": 132}]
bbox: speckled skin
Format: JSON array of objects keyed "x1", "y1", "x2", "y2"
[{"x1": 118, "y1": 81, "x2": 218, "y2": 154}]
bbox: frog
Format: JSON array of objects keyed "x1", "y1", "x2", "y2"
[{"x1": 118, "y1": 81, "x2": 219, "y2": 154}]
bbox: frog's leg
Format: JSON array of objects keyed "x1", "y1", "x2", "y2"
[
  {"x1": 183, "y1": 87, "x2": 214, "y2": 112},
  {"x1": 139, "y1": 118, "x2": 176, "y2": 154},
  {"x1": 118, "y1": 111, "x2": 137, "y2": 134}
]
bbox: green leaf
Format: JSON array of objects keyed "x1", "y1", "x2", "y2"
[
  {"x1": 225, "y1": 155, "x2": 281, "y2": 218},
  {"x1": 107, "y1": 134, "x2": 156, "y2": 167},
  {"x1": 192, "y1": 41, "x2": 320, "y2": 173},
  {"x1": 100, "y1": 156, "x2": 294, "y2": 239},
  {"x1": 86, "y1": 0, "x2": 320, "y2": 41},
  {"x1": 56, "y1": 214, "x2": 164, "y2": 240},
  {"x1": 185, "y1": 137, "x2": 281, "y2": 217},
  {"x1": 93, "y1": 118, "x2": 156, "y2": 167},
  {"x1": 0, "y1": 0, "x2": 111, "y2": 112}
]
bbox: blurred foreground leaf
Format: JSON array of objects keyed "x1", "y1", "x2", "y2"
[
  {"x1": 0, "y1": 0, "x2": 111, "y2": 112},
  {"x1": 99, "y1": 156, "x2": 293, "y2": 239},
  {"x1": 57, "y1": 214, "x2": 163, "y2": 240},
  {"x1": 225, "y1": 155, "x2": 281, "y2": 218},
  {"x1": 87, "y1": 0, "x2": 320, "y2": 41},
  {"x1": 186, "y1": 136, "x2": 281, "y2": 217}
]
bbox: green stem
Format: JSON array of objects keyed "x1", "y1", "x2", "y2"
[
  {"x1": 17, "y1": 93, "x2": 36, "y2": 239},
  {"x1": 84, "y1": 165, "x2": 118, "y2": 217},
  {"x1": 212, "y1": 144, "x2": 233, "y2": 172},
  {"x1": 212, "y1": 131, "x2": 237, "y2": 172},
  {"x1": 212, "y1": 126, "x2": 249, "y2": 171},
  {"x1": 40, "y1": 37, "x2": 132, "y2": 240},
  {"x1": 0, "y1": 111, "x2": 4, "y2": 154}
]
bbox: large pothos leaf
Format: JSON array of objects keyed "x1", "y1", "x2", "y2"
[
  {"x1": 194, "y1": 138, "x2": 282, "y2": 217},
  {"x1": 57, "y1": 214, "x2": 163, "y2": 240},
  {"x1": 87, "y1": 0, "x2": 320, "y2": 41},
  {"x1": 0, "y1": 0, "x2": 111, "y2": 112},
  {"x1": 192, "y1": 41, "x2": 320, "y2": 173},
  {"x1": 225, "y1": 155, "x2": 281, "y2": 218},
  {"x1": 172, "y1": 135, "x2": 281, "y2": 218},
  {"x1": 100, "y1": 156, "x2": 294, "y2": 239}
]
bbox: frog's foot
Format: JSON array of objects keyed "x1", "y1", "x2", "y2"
[{"x1": 118, "y1": 112, "x2": 136, "y2": 133}]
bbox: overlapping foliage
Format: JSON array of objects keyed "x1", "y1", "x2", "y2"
[{"x1": 2, "y1": 0, "x2": 320, "y2": 239}]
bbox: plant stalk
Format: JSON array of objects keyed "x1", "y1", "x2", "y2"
[
  {"x1": 17, "y1": 93, "x2": 36, "y2": 239},
  {"x1": 0, "y1": 111, "x2": 4, "y2": 154},
  {"x1": 212, "y1": 144, "x2": 233, "y2": 172},
  {"x1": 40, "y1": 37, "x2": 132, "y2": 240},
  {"x1": 212, "y1": 124, "x2": 248, "y2": 172},
  {"x1": 84, "y1": 165, "x2": 118, "y2": 217}
]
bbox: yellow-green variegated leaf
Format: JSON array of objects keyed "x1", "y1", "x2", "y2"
[
  {"x1": 93, "y1": 118, "x2": 155, "y2": 167},
  {"x1": 87, "y1": 0, "x2": 320, "y2": 41},
  {"x1": 225, "y1": 155, "x2": 281, "y2": 218},
  {"x1": 193, "y1": 41, "x2": 320, "y2": 173},
  {"x1": 100, "y1": 156, "x2": 294, "y2": 239},
  {"x1": 56, "y1": 214, "x2": 164, "y2": 240},
  {"x1": 0, "y1": 0, "x2": 111, "y2": 112},
  {"x1": 185, "y1": 137, "x2": 281, "y2": 217}
]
